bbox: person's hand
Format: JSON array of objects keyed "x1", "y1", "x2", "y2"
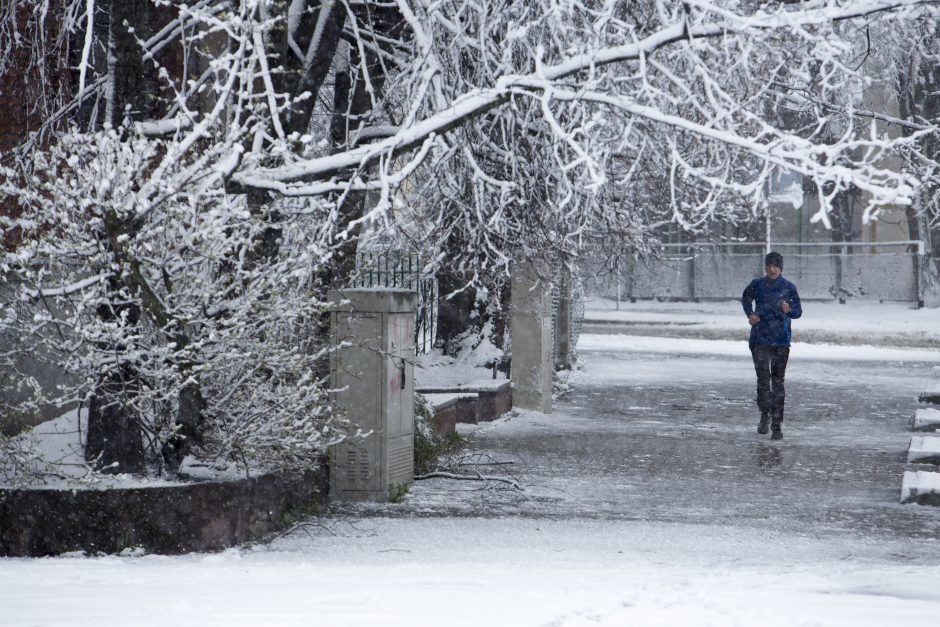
[
  {"x1": 781, "y1": 301, "x2": 791, "y2": 314},
  {"x1": 748, "y1": 314, "x2": 760, "y2": 326}
]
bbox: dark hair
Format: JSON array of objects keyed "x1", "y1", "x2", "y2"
[{"x1": 764, "y1": 251, "x2": 783, "y2": 269}]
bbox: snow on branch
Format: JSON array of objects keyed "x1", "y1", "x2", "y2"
[
  {"x1": 538, "y1": 85, "x2": 918, "y2": 203},
  {"x1": 230, "y1": 0, "x2": 940, "y2": 205},
  {"x1": 23, "y1": 273, "x2": 109, "y2": 299}
]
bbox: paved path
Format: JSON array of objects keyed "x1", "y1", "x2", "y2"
[{"x1": 350, "y1": 342, "x2": 940, "y2": 560}]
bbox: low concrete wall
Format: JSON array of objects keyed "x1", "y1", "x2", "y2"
[
  {"x1": 920, "y1": 390, "x2": 940, "y2": 405},
  {"x1": 429, "y1": 398, "x2": 457, "y2": 435},
  {"x1": 475, "y1": 382, "x2": 512, "y2": 421},
  {"x1": 0, "y1": 467, "x2": 328, "y2": 557},
  {"x1": 913, "y1": 408, "x2": 940, "y2": 432},
  {"x1": 454, "y1": 396, "x2": 478, "y2": 424},
  {"x1": 599, "y1": 249, "x2": 922, "y2": 304},
  {"x1": 900, "y1": 487, "x2": 940, "y2": 506},
  {"x1": 419, "y1": 381, "x2": 512, "y2": 426},
  {"x1": 420, "y1": 393, "x2": 477, "y2": 429}
]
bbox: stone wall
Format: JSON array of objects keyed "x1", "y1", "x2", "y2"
[{"x1": 0, "y1": 467, "x2": 328, "y2": 557}]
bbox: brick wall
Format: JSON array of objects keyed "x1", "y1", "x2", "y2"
[
  {"x1": 1, "y1": 5, "x2": 69, "y2": 248},
  {"x1": 1, "y1": 3, "x2": 183, "y2": 159}
]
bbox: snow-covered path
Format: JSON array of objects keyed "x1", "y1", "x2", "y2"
[{"x1": 4, "y1": 324, "x2": 940, "y2": 626}]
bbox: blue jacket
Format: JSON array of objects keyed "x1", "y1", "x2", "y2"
[{"x1": 741, "y1": 276, "x2": 802, "y2": 346}]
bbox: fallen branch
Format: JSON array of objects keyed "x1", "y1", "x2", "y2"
[{"x1": 415, "y1": 470, "x2": 524, "y2": 490}]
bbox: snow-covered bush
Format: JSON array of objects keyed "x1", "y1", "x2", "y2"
[
  {"x1": 0, "y1": 432, "x2": 46, "y2": 488},
  {"x1": 413, "y1": 394, "x2": 463, "y2": 477},
  {"x1": 0, "y1": 123, "x2": 349, "y2": 476}
]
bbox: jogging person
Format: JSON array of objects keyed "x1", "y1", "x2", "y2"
[{"x1": 741, "y1": 251, "x2": 802, "y2": 440}]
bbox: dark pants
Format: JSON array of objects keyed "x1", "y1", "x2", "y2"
[{"x1": 749, "y1": 343, "x2": 790, "y2": 428}]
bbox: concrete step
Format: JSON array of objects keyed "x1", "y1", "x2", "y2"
[
  {"x1": 421, "y1": 392, "x2": 477, "y2": 434},
  {"x1": 919, "y1": 385, "x2": 940, "y2": 405},
  {"x1": 913, "y1": 407, "x2": 940, "y2": 432},
  {"x1": 907, "y1": 435, "x2": 940, "y2": 464},
  {"x1": 418, "y1": 380, "x2": 512, "y2": 429},
  {"x1": 901, "y1": 470, "x2": 940, "y2": 505}
]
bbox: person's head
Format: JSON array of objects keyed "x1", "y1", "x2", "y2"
[{"x1": 764, "y1": 251, "x2": 783, "y2": 279}]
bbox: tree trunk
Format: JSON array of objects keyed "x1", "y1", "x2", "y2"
[
  {"x1": 897, "y1": 57, "x2": 926, "y2": 248},
  {"x1": 318, "y1": 11, "x2": 395, "y2": 292},
  {"x1": 82, "y1": 2, "x2": 161, "y2": 472},
  {"x1": 160, "y1": 382, "x2": 206, "y2": 473},
  {"x1": 85, "y1": 384, "x2": 146, "y2": 474},
  {"x1": 273, "y1": 0, "x2": 348, "y2": 138},
  {"x1": 896, "y1": 42, "x2": 940, "y2": 301},
  {"x1": 110, "y1": 0, "x2": 156, "y2": 123},
  {"x1": 84, "y1": 276, "x2": 145, "y2": 473}
]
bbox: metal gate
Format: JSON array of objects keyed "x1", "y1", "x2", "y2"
[{"x1": 349, "y1": 250, "x2": 438, "y2": 354}]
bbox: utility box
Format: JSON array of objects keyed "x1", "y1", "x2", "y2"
[{"x1": 328, "y1": 289, "x2": 417, "y2": 501}]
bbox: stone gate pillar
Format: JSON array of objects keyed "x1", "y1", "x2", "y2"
[
  {"x1": 510, "y1": 263, "x2": 553, "y2": 413},
  {"x1": 328, "y1": 288, "x2": 417, "y2": 501}
]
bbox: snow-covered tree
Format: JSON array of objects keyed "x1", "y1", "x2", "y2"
[
  {"x1": 2, "y1": 0, "x2": 940, "y2": 476},
  {"x1": 877, "y1": 20, "x2": 940, "y2": 277},
  {"x1": 1, "y1": 0, "x2": 359, "y2": 475}
]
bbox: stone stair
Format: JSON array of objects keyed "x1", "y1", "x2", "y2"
[{"x1": 901, "y1": 385, "x2": 940, "y2": 505}]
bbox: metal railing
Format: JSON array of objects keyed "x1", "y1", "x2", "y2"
[{"x1": 349, "y1": 250, "x2": 438, "y2": 354}]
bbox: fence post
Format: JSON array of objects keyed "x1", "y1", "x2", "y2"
[
  {"x1": 914, "y1": 240, "x2": 925, "y2": 309},
  {"x1": 839, "y1": 244, "x2": 848, "y2": 304},
  {"x1": 831, "y1": 243, "x2": 844, "y2": 304},
  {"x1": 616, "y1": 268, "x2": 621, "y2": 310}
]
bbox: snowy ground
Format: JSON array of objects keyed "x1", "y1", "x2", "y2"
[
  {"x1": 4, "y1": 518, "x2": 939, "y2": 627},
  {"x1": 4, "y1": 299, "x2": 940, "y2": 626}
]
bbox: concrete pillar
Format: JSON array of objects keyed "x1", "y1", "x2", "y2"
[
  {"x1": 328, "y1": 288, "x2": 417, "y2": 501},
  {"x1": 510, "y1": 263, "x2": 553, "y2": 413}
]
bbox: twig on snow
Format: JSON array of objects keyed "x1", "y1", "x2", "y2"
[{"x1": 415, "y1": 470, "x2": 524, "y2": 490}]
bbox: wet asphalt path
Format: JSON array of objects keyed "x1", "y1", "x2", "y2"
[
  {"x1": 381, "y1": 347, "x2": 940, "y2": 546},
  {"x1": 511, "y1": 361, "x2": 934, "y2": 537}
]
